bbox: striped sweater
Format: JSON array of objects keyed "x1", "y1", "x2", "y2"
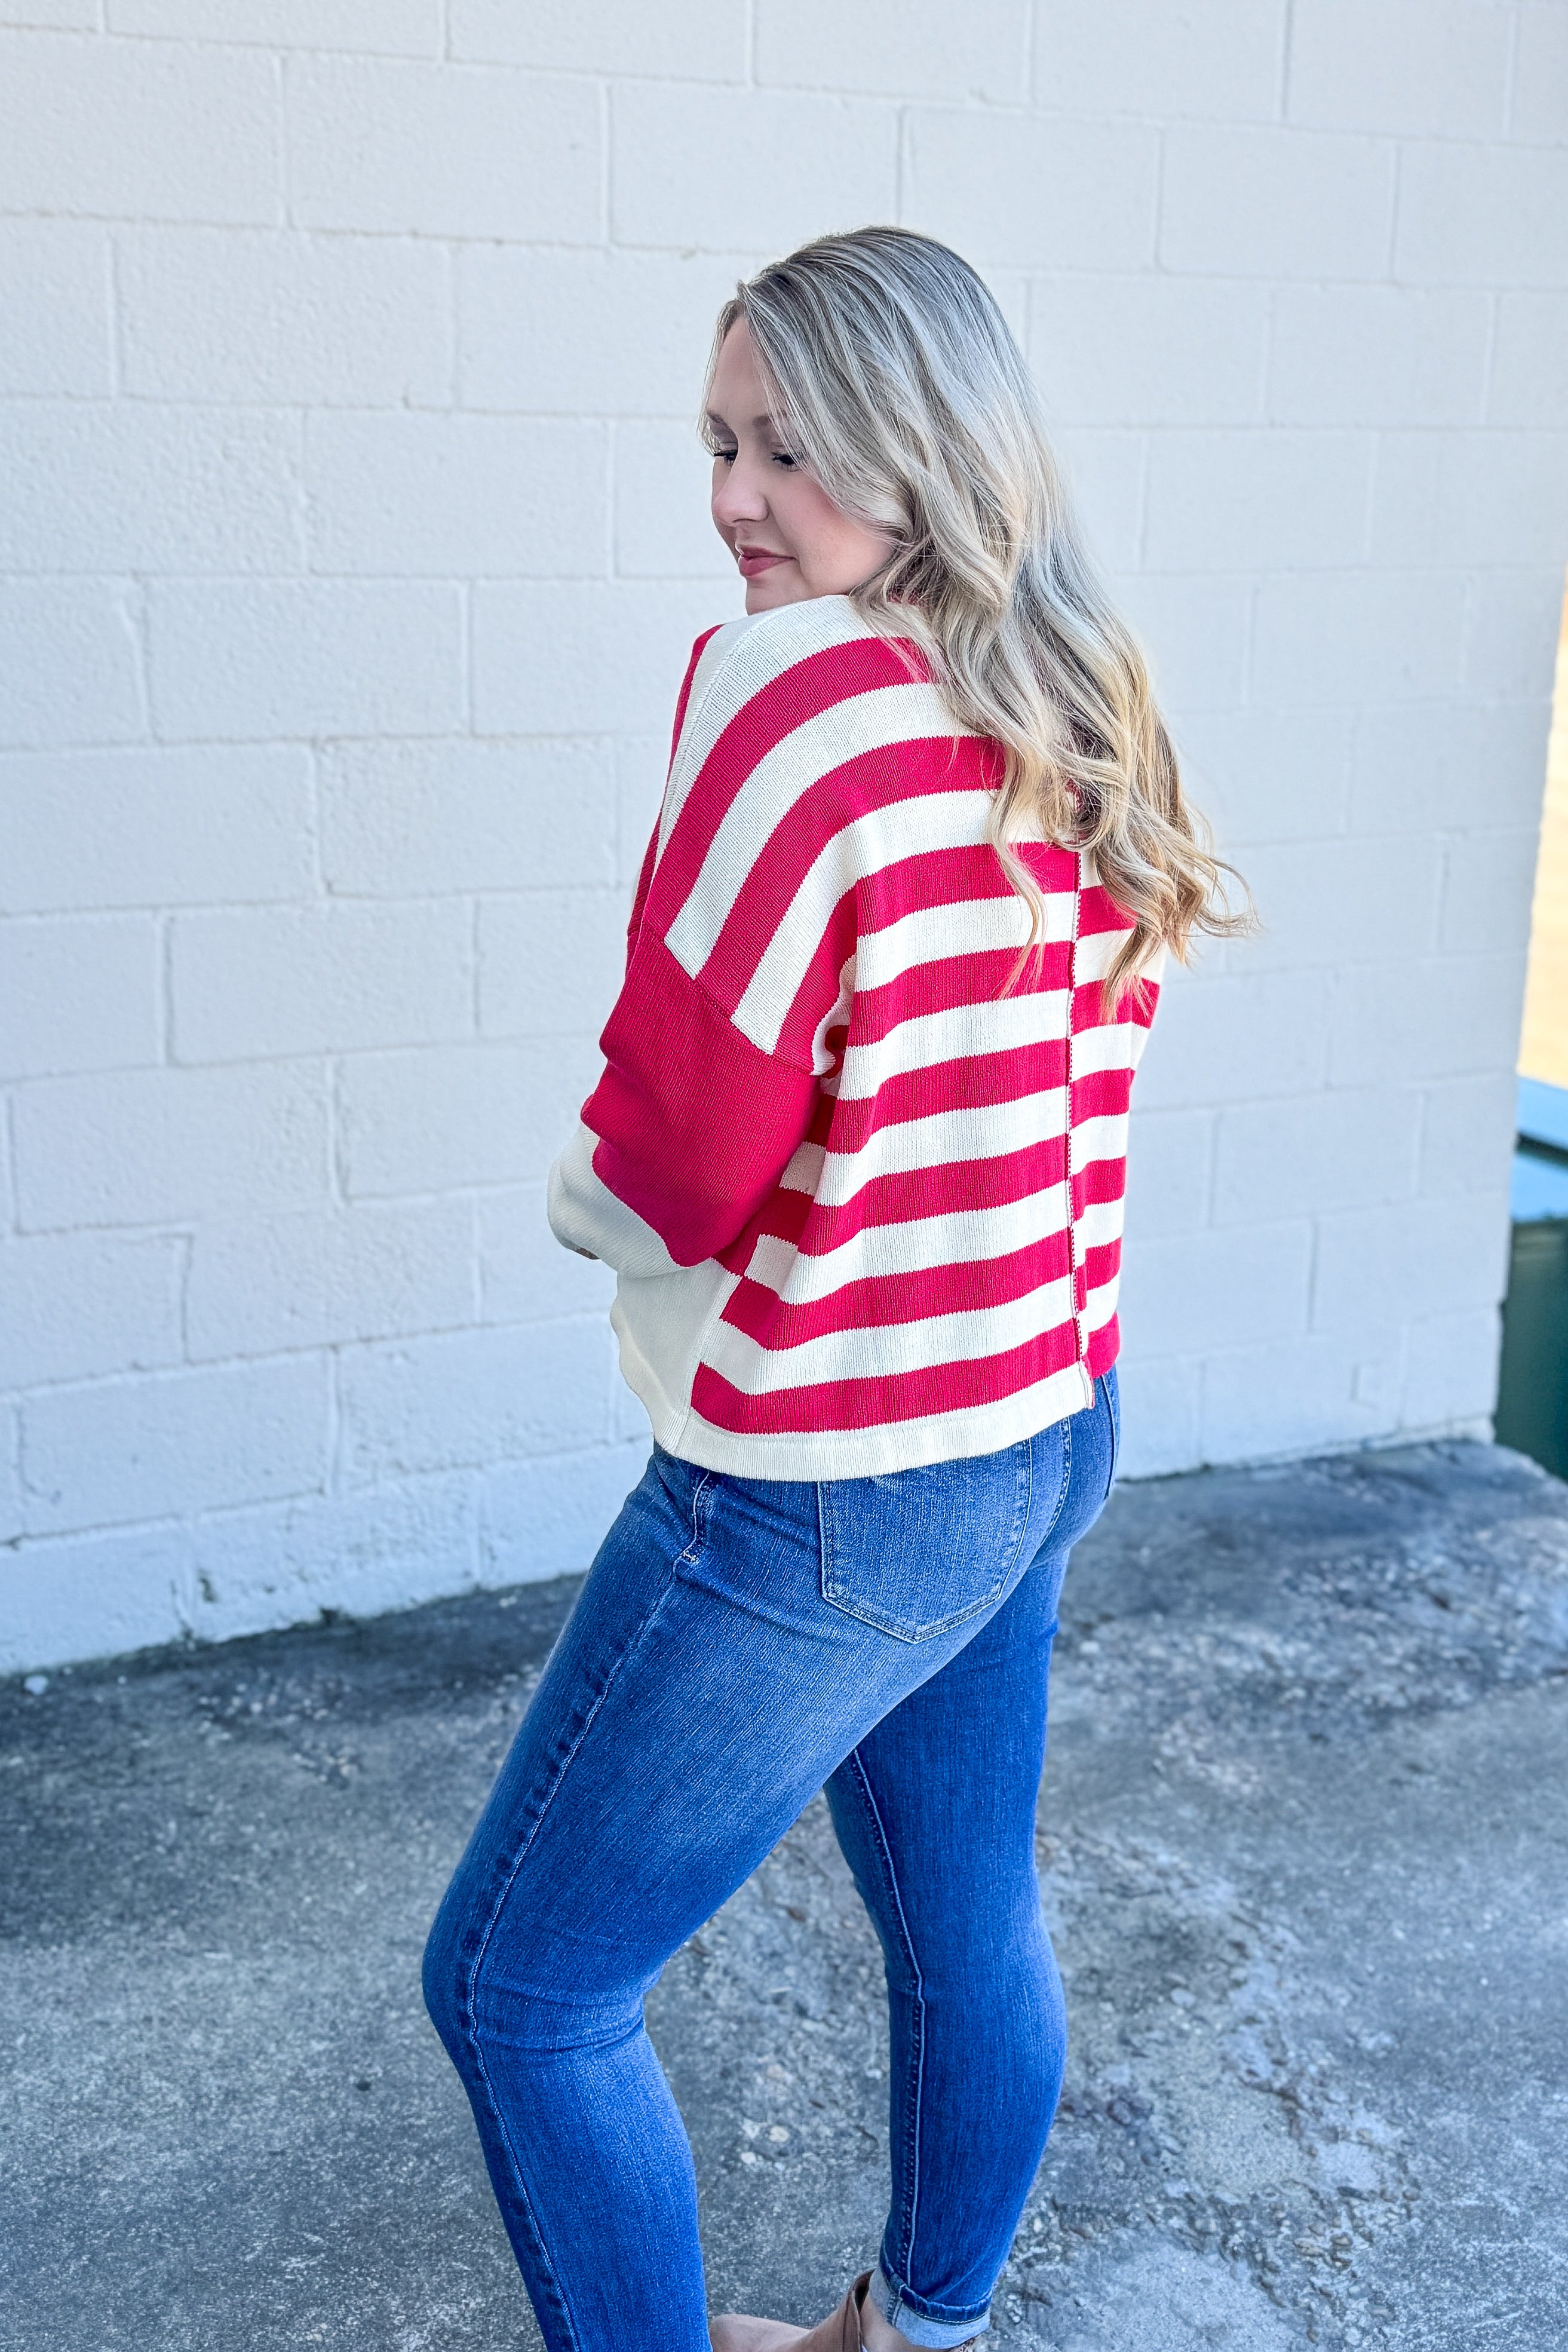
[{"x1": 548, "y1": 593, "x2": 1161, "y2": 1479}]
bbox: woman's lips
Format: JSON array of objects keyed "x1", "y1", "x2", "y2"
[{"x1": 737, "y1": 547, "x2": 790, "y2": 578}]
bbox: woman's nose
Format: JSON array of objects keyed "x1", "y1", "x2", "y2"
[{"x1": 712, "y1": 456, "x2": 769, "y2": 529}]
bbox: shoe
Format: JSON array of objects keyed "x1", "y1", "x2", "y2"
[{"x1": 711, "y1": 2270, "x2": 870, "y2": 2352}]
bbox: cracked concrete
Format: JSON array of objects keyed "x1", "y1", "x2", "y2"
[{"x1": 4, "y1": 1440, "x2": 1567, "y2": 2349}]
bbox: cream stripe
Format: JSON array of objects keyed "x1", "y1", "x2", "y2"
[
  {"x1": 837, "y1": 991, "x2": 1071, "y2": 1098},
  {"x1": 667, "y1": 682, "x2": 971, "y2": 976},
  {"x1": 1070, "y1": 925, "x2": 1143, "y2": 985},
  {"x1": 674, "y1": 1359, "x2": 1095, "y2": 1480},
  {"x1": 704, "y1": 1272, "x2": 1079, "y2": 1392},
  {"x1": 814, "y1": 1092, "x2": 1072, "y2": 1204},
  {"x1": 742, "y1": 1186, "x2": 1073, "y2": 1302},
  {"x1": 658, "y1": 596, "x2": 873, "y2": 852},
  {"x1": 1084, "y1": 1278, "x2": 1121, "y2": 1335},
  {"x1": 658, "y1": 615, "x2": 759, "y2": 852},
  {"x1": 793, "y1": 1105, "x2": 1130, "y2": 1215},
  {"x1": 736, "y1": 1176, "x2": 1124, "y2": 1307},
  {"x1": 1072, "y1": 1017, "x2": 1154, "y2": 1078},
  {"x1": 1073, "y1": 1109, "x2": 1131, "y2": 1169},
  {"x1": 734, "y1": 789, "x2": 995, "y2": 1051},
  {"x1": 1079, "y1": 1195, "x2": 1125, "y2": 1252},
  {"x1": 855, "y1": 893, "x2": 1044, "y2": 992}
]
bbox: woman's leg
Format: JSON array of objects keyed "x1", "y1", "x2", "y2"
[
  {"x1": 422, "y1": 1433, "x2": 1069, "y2": 2352},
  {"x1": 825, "y1": 1372, "x2": 1118, "y2": 2348}
]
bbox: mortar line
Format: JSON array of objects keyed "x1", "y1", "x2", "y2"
[
  {"x1": 1478, "y1": 292, "x2": 1500, "y2": 425},
  {"x1": 157, "y1": 910, "x2": 174, "y2": 1066},
  {"x1": 1, "y1": 1093, "x2": 16, "y2": 1242},
  {"x1": 324, "y1": 1341, "x2": 342, "y2": 1496},
  {"x1": 1278, "y1": 0, "x2": 1296, "y2": 121},
  {"x1": 273, "y1": 48, "x2": 290, "y2": 231},
  {"x1": 104, "y1": 229, "x2": 124, "y2": 398},
  {"x1": 1502, "y1": 1, "x2": 1521, "y2": 138}
]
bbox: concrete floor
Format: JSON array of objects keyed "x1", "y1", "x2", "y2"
[{"x1": 4, "y1": 1440, "x2": 1567, "y2": 2351}]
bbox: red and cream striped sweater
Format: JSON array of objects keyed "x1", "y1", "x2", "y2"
[{"x1": 548, "y1": 593, "x2": 1161, "y2": 1479}]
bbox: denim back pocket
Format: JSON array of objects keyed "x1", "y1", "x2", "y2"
[{"x1": 817, "y1": 1440, "x2": 1035, "y2": 1644}]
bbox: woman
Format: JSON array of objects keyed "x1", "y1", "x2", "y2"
[{"x1": 424, "y1": 227, "x2": 1241, "y2": 2352}]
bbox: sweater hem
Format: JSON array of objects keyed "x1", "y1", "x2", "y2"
[
  {"x1": 653, "y1": 1359, "x2": 1098, "y2": 1480},
  {"x1": 610, "y1": 1265, "x2": 741, "y2": 1453}
]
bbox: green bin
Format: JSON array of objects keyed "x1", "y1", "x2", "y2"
[{"x1": 1496, "y1": 1215, "x2": 1568, "y2": 1479}]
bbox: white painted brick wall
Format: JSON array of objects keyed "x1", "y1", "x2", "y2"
[
  {"x1": 168, "y1": 902, "x2": 474, "y2": 1062},
  {"x1": 0, "y1": 915, "x2": 160, "y2": 1077},
  {"x1": 21, "y1": 1354, "x2": 330, "y2": 1534},
  {"x1": 1035, "y1": 0, "x2": 1286, "y2": 122},
  {"x1": 117, "y1": 228, "x2": 456, "y2": 407},
  {"x1": 0, "y1": 584, "x2": 145, "y2": 747},
  {"x1": 2, "y1": 1, "x2": 1565, "y2": 1670},
  {"x1": 1, "y1": 745, "x2": 314, "y2": 907},
  {"x1": 146, "y1": 581, "x2": 465, "y2": 738}
]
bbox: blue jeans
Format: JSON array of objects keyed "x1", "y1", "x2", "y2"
[{"x1": 424, "y1": 1370, "x2": 1119, "y2": 2351}]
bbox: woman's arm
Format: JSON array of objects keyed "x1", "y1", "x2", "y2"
[
  {"x1": 563, "y1": 928, "x2": 817, "y2": 1271},
  {"x1": 547, "y1": 602, "x2": 870, "y2": 1277}
]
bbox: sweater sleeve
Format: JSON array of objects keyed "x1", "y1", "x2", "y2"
[
  {"x1": 545, "y1": 602, "x2": 875, "y2": 1275},
  {"x1": 545, "y1": 606, "x2": 827, "y2": 1269},
  {"x1": 567, "y1": 931, "x2": 817, "y2": 1269}
]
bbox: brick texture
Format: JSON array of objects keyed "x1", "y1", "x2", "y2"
[{"x1": 2, "y1": 5, "x2": 1562, "y2": 1669}]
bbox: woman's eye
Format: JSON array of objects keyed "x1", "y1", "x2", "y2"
[
  {"x1": 771, "y1": 450, "x2": 799, "y2": 470},
  {"x1": 711, "y1": 446, "x2": 737, "y2": 465}
]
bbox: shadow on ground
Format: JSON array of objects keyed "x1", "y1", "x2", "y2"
[{"x1": 4, "y1": 1442, "x2": 1567, "y2": 2350}]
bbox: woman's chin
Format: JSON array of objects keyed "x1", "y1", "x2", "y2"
[{"x1": 744, "y1": 569, "x2": 806, "y2": 614}]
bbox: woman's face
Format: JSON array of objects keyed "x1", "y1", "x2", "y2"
[{"x1": 707, "y1": 321, "x2": 895, "y2": 614}]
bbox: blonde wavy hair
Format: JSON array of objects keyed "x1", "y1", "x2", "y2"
[{"x1": 704, "y1": 226, "x2": 1250, "y2": 1001}]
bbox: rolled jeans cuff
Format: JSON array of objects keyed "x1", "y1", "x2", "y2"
[{"x1": 869, "y1": 2264, "x2": 989, "y2": 2348}]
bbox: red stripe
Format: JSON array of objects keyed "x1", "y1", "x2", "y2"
[
  {"x1": 1075, "y1": 1154, "x2": 1127, "y2": 1212},
  {"x1": 1083, "y1": 1237, "x2": 1122, "y2": 1295},
  {"x1": 670, "y1": 625, "x2": 722, "y2": 763},
  {"x1": 696, "y1": 737, "x2": 996, "y2": 1016},
  {"x1": 1087, "y1": 1314, "x2": 1119, "y2": 1378},
  {"x1": 646, "y1": 634, "x2": 923, "y2": 936},
  {"x1": 770, "y1": 833, "x2": 1025, "y2": 1068},
  {"x1": 713, "y1": 1177, "x2": 815, "y2": 1278},
  {"x1": 1073, "y1": 977, "x2": 1158, "y2": 1034},
  {"x1": 764, "y1": 1140, "x2": 1072, "y2": 1258},
  {"x1": 851, "y1": 943, "x2": 1073, "y2": 1047},
  {"x1": 625, "y1": 823, "x2": 660, "y2": 965},
  {"x1": 858, "y1": 837, "x2": 1015, "y2": 930},
  {"x1": 822, "y1": 1042, "x2": 1072, "y2": 1155},
  {"x1": 720, "y1": 1231, "x2": 1076, "y2": 1351},
  {"x1": 1072, "y1": 1066, "x2": 1133, "y2": 1124},
  {"x1": 858, "y1": 836, "x2": 1079, "y2": 919},
  {"x1": 626, "y1": 625, "x2": 722, "y2": 958},
  {"x1": 692, "y1": 1318, "x2": 1085, "y2": 1436},
  {"x1": 774, "y1": 899, "x2": 858, "y2": 1071},
  {"x1": 1079, "y1": 881, "x2": 1138, "y2": 938}
]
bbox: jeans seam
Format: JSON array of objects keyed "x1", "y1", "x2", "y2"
[
  {"x1": 843, "y1": 1744, "x2": 927, "y2": 2297},
  {"x1": 675, "y1": 1467, "x2": 715, "y2": 1566},
  {"x1": 1042, "y1": 1409, "x2": 1073, "y2": 1551},
  {"x1": 455, "y1": 1554, "x2": 684, "y2": 2352}
]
